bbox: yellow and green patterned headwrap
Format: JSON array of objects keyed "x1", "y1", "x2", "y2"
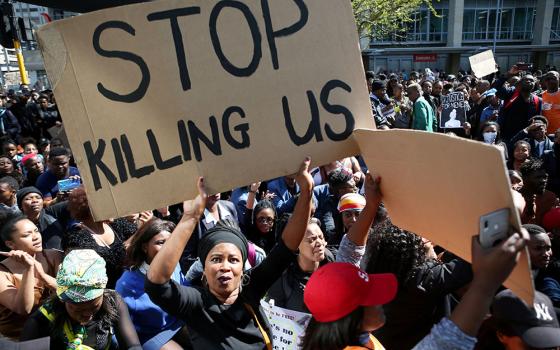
[{"x1": 56, "y1": 249, "x2": 108, "y2": 303}]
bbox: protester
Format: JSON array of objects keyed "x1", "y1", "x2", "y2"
[
  {"x1": 543, "y1": 71, "x2": 560, "y2": 134},
  {"x1": 338, "y1": 193, "x2": 366, "y2": 234},
  {"x1": 20, "y1": 153, "x2": 44, "y2": 187},
  {"x1": 0, "y1": 155, "x2": 23, "y2": 185},
  {"x1": 266, "y1": 216, "x2": 331, "y2": 312},
  {"x1": 180, "y1": 191, "x2": 238, "y2": 271},
  {"x1": 20, "y1": 249, "x2": 142, "y2": 349},
  {"x1": 35, "y1": 147, "x2": 80, "y2": 206},
  {"x1": 507, "y1": 140, "x2": 531, "y2": 171},
  {"x1": 0, "y1": 176, "x2": 20, "y2": 215},
  {"x1": 408, "y1": 83, "x2": 435, "y2": 132},
  {"x1": 63, "y1": 186, "x2": 126, "y2": 288},
  {"x1": 0, "y1": 211, "x2": 61, "y2": 339},
  {"x1": 496, "y1": 65, "x2": 543, "y2": 142},
  {"x1": 392, "y1": 83, "x2": 413, "y2": 128},
  {"x1": 116, "y1": 218, "x2": 192, "y2": 350},
  {"x1": 242, "y1": 193, "x2": 277, "y2": 253},
  {"x1": 479, "y1": 89, "x2": 501, "y2": 124},
  {"x1": 268, "y1": 174, "x2": 300, "y2": 215},
  {"x1": 475, "y1": 289, "x2": 560, "y2": 350},
  {"x1": 509, "y1": 170, "x2": 524, "y2": 192},
  {"x1": 369, "y1": 79, "x2": 391, "y2": 129},
  {"x1": 414, "y1": 230, "x2": 530, "y2": 350},
  {"x1": 520, "y1": 158, "x2": 559, "y2": 226},
  {"x1": 544, "y1": 129, "x2": 560, "y2": 196},
  {"x1": 145, "y1": 158, "x2": 313, "y2": 349},
  {"x1": 301, "y1": 262, "x2": 397, "y2": 350},
  {"x1": 313, "y1": 167, "x2": 358, "y2": 246},
  {"x1": 16, "y1": 186, "x2": 68, "y2": 250},
  {"x1": 365, "y1": 224, "x2": 473, "y2": 349},
  {"x1": 510, "y1": 116, "x2": 553, "y2": 158}
]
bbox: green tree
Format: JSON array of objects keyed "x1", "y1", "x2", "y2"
[{"x1": 352, "y1": 0, "x2": 439, "y2": 40}]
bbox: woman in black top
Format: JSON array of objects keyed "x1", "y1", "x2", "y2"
[
  {"x1": 146, "y1": 158, "x2": 314, "y2": 349},
  {"x1": 365, "y1": 224, "x2": 473, "y2": 349},
  {"x1": 242, "y1": 198, "x2": 277, "y2": 253},
  {"x1": 63, "y1": 187, "x2": 126, "y2": 288}
]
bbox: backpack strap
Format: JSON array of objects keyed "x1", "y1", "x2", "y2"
[
  {"x1": 503, "y1": 90, "x2": 520, "y2": 110},
  {"x1": 244, "y1": 303, "x2": 272, "y2": 350}
]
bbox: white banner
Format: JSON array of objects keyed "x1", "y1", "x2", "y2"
[{"x1": 260, "y1": 300, "x2": 311, "y2": 350}]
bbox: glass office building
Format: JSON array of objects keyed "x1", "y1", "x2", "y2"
[{"x1": 363, "y1": 0, "x2": 560, "y2": 73}]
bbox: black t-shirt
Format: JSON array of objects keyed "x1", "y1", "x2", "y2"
[{"x1": 145, "y1": 239, "x2": 296, "y2": 349}]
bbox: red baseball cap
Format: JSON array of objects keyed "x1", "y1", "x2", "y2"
[{"x1": 304, "y1": 262, "x2": 398, "y2": 323}]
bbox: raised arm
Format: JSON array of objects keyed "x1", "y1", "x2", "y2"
[
  {"x1": 412, "y1": 230, "x2": 529, "y2": 350},
  {"x1": 346, "y1": 174, "x2": 382, "y2": 246},
  {"x1": 0, "y1": 251, "x2": 37, "y2": 315},
  {"x1": 146, "y1": 178, "x2": 207, "y2": 284},
  {"x1": 450, "y1": 231, "x2": 528, "y2": 336},
  {"x1": 281, "y1": 157, "x2": 314, "y2": 251}
]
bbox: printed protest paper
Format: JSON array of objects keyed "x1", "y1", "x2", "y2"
[
  {"x1": 260, "y1": 300, "x2": 311, "y2": 350},
  {"x1": 354, "y1": 128, "x2": 534, "y2": 304},
  {"x1": 36, "y1": 0, "x2": 373, "y2": 220},
  {"x1": 440, "y1": 92, "x2": 467, "y2": 129},
  {"x1": 469, "y1": 50, "x2": 498, "y2": 78}
]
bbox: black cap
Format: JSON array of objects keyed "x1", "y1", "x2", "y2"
[
  {"x1": 16, "y1": 187, "x2": 42, "y2": 210},
  {"x1": 492, "y1": 290, "x2": 560, "y2": 348}
]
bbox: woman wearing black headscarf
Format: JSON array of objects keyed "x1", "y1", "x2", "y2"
[{"x1": 146, "y1": 157, "x2": 314, "y2": 350}]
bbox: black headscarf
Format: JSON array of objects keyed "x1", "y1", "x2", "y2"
[{"x1": 198, "y1": 219, "x2": 248, "y2": 268}]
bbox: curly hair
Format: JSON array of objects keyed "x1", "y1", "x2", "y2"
[
  {"x1": 364, "y1": 224, "x2": 428, "y2": 283},
  {"x1": 519, "y1": 158, "x2": 545, "y2": 178},
  {"x1": 327, "y1": 168, "x2": 353, "y2": 189}
]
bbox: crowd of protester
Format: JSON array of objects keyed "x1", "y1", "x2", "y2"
[{"x1": 0, "y1": 64, "x2": 560, "y2": 349}]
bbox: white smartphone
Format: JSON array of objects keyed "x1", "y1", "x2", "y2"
[{"x1": 479, "y1": 208, "x2": 510, "y2": 248}]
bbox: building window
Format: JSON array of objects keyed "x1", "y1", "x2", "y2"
[
  {"x1": 371, "y1": 6, "x2": 447, "y2": 44},
  {"x1": 551, "y1": 5, "x2": 560, "y2": 40},
  {"x1": 463, "y1": 4, "x2": 535, "y2": 42}
]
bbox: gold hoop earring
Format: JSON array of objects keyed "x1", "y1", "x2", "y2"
[{"x1": 201, "y1": 274, "x2": 208, "y2": 288}]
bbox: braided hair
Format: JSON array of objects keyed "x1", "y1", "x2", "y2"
[{"x1": 364, "y1": 224, "x2": 428, "y2": 284}]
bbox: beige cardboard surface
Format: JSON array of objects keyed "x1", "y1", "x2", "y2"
[
  {"x1": 354, "y1": 128, "x2": 534, "y2": 304},
  {"x1": 469, "y1": 50, "x2": 498, "y2": 78},
  {"x1": 36, "y1": 0, "x2": 373, "y2": 220}
]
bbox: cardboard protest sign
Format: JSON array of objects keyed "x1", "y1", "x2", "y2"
[
  {"x1": 469, "y1": 50, "x2": 498, "y2": 78},
  {"x1": 353, "y1": 128, "x2": 534, "y2": 304},
  {"x1": 260, "y1": 300, "x2": 311, "y2": 350},
  {"x1": 36, "y1": 0, "x2": 373, "y2": 220},
  {"x1": 440, "y1": 92, "x2": 467, "y2": 129}
]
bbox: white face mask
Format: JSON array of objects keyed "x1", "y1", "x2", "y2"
[{"x1": 483, "y1": 131, "x2": 498, "y2": 144}]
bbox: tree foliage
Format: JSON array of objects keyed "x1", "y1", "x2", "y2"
[{"x1": 352, "y1": 0, "x2": 439, "y2": 40}]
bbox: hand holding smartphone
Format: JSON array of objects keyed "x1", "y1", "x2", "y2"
[{"x1": 479, "y1": 208, "x2": 510, "y2": 248}]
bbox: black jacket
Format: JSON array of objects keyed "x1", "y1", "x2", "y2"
[
  {"x1": 510, "y1": 130, "x2": 554, "y2": 158},
  {"x1": 373, "y1": 258, "x2": 473, "y2": 350}
]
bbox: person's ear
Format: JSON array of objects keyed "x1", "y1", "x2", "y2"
[
  {"x1": 5, "y1": 240, "x2": 16, "y2": 251},
  {"x1": 496, "y1": 331, "x2": 508, "y2": 344},
  {"x1": 141, "y1": 242, "x2": 148, "y2": 255}
]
